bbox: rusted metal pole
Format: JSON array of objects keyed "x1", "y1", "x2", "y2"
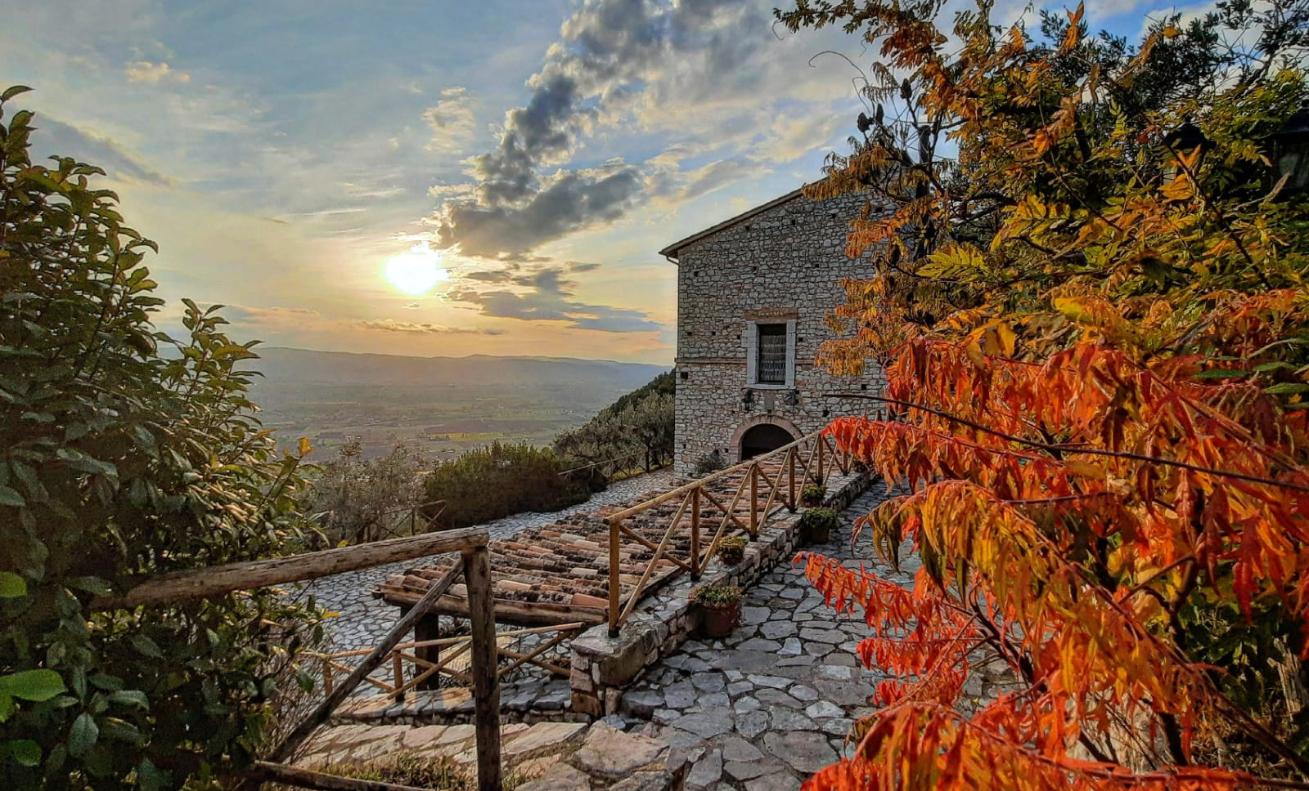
[
  {"x1": 608, "y1": 518, "x2": 621, "y2": 637},
  {"x1": 690, "y1": 487, "x2": 701, "y2": 579},
  {"x1": 462, "y1": 544, "x2": 502, "y2": 791}
]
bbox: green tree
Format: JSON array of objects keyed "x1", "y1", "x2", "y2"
[
  {"x1": 308, "y1": 440, "x2": 428, "y2": 544},
  {"x1": 0, "y1": 87, "x2": 323, "y2": 788}
]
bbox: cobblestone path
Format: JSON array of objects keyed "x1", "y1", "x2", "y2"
[
  {"x1": 621, "y1": 481, "x2": 911, "y2": 790},
  {"x1": 299, "y1": 469, "x2": 675, "y2": 654}
]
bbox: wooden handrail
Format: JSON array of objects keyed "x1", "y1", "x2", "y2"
[
  {"x1": 605, "y1": 429, "x2": 835, "y2": 635},
  {"x1": 603, "y1": 430, "x2": 824, "y2": 522},
  {"x1": 92, "y1": 527, "x2": 488, "y2": 609}
]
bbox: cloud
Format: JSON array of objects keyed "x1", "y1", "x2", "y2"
[
  {"x1": 33, "y1": 117, "x2": 171, "y2": 185},
  {"x1": 436, "y1": 162, "x2": 643, "y2": 257},
  {"x1": 567, "y1": 261, "x2": 601, "y2": 272},
  {"x1": 422, "y1": 87, "x2": 478, "y2": 155},
  {"x1": 450, "y1": 265, "x2": 662, "y2": 332},
  {"x1": 356, "y1": 319, "x2": 503, "y2": 335},
  {"x1": 430, "y1": 0, "x2": 771, "y2": 258},
  {"x1": 125, "y1": 60, "x2": 190, "y2": 84},
  {"x1": 464, "y1": 269, "x2": 516, "y2": 283}
]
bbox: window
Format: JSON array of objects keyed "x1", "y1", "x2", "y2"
[
  {"x1": 745, "y1": 319, "x2": 795, "y2": 388},
  {"x1": 756, "y1": 324, "x2": 787, "y2": 384}
]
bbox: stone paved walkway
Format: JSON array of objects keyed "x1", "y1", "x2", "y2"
[
  {"x1": 620, "y1": 481, "x2": 913, "y2": 790},
  {"x1": 298, "y1": 469, "x2": 675, "y2": 653}
]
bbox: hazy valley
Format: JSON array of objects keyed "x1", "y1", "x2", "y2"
[{"x1": 245, "y1": 347, "x2": 668, "y2": 460}]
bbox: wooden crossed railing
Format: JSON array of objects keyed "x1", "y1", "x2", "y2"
[
  {"x1": 605, "y1": 429, "x2": 850, "y2": 636},
  {"x1": 312, "y1": 621, "x2": 583, "y2": 701}
]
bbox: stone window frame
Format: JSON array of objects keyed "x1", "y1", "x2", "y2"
[{"x1": 744, "y1": 318, "x2": 796, "y2": 389}]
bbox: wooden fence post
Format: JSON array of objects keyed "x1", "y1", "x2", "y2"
[
  {"x1": 788, "y1": 449, "x2": 797, "y2": 511},
  {"x1": 415, "y1": 616, "x2": 442, "y2": 691},
  {"x1": 608, "y1": 519, "x2": 621, "y2": 637},
  {"x1": 817, "y1": 438, "x2": 826, "y2": 486},
  {"x1": 752, "y1": 466, "x2": 761, "y2": 532},
  {"x1": 463, "y1": 545, "x2": 502, "y2": 791},
  {"x1": 690, "y1": 487, "x2": 701, "y2": 580}
]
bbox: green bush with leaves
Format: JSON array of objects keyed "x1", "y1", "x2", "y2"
[
  {"x1": 689, "y1": 583, "x2": 743, "y2": 608},
  {"x1": 0, "y1": 87, "x2": 322, "y2": 787},
  {"x1": 421, "y1": 442, "x2": 590, "y2": 528}
]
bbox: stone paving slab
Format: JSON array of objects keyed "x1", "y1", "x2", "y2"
[{"x1": 617, "y1": 481, "x2": 909, "y2": 790}]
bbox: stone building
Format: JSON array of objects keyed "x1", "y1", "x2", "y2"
[{"x1": 661, "y1": 187, "x2": 887, "y2": 475}]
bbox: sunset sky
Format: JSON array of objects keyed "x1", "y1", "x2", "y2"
[{"x1": 1, "y1": 0, "x2": 1200, "y2": 364}]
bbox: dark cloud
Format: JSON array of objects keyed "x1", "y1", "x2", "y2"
[
  {"x1": 568, "y1": 261, "x2": 602, "y2": 272},
  {"x1": 436, "y1": 165, "x2": 642, "y2": 258},
  {"x1": 450, "y1": 265, "x2": 661, "y2": 333},
  {"x1": 464, "y1": 269, "x2": 515, "y2": 283},
  {"x1": 356, "y1": 319, "x2": 504, "y2": 335},
  {"x1": 34, "y1": 117, "x2": 171, "y2": 186},
  {"x1": 431, "y1": 0, "x2": 761, "y2": 258}
]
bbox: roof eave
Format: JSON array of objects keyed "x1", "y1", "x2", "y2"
[{"x1": 657, "y1": 187, "x2": 807, "y2": 263}]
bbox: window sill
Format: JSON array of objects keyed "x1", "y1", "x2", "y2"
[{"x1": 745, "y1": 383, "x2": 792, "y2": 390}]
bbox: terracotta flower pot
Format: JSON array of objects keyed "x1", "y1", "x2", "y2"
[{"x1": 698, "y1": 601, "x2": 741, "y2": 638}]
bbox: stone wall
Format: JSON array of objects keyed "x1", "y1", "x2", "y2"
[{"x1": 673, "y1": 189, "x2": 888, "y2": 474}]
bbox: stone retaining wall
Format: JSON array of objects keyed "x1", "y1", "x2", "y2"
[{"x1": 568, "y1": 470, "x2": 870, "y2": 717}]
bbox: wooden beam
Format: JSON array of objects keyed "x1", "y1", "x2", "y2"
[
  {"x1": 414, "y1": 615, "x2": 442, "y2": 692},
  {"x1": 269, "y1": 562, "x2": 465, "y2": 763},
  {"x1": 249, "y1": 760, "x2": 434, "y2": 791},
  {"x1": 463, "y1": 544, "x2": 503, "y2": 791},
  {"x1": 94, "y1": 528, "x2": 488, "y2": 610}
]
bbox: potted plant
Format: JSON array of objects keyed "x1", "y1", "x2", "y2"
[
  {"x1": 800, "y1": 483, "x2": 825, "y2": 507},
  {"x1": 691, "y1": 583, "x2": 743, "y2": 638},
  {"x1": 798, "y1": 507, "x2": 838, "y2": 545},
  {"x1": 717, "y1": 535, "x2": 748, "y2": 565}
]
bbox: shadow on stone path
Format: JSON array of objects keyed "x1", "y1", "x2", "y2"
[{"x1": 619, "y1": 481, "x2": 913, "y2": 790}]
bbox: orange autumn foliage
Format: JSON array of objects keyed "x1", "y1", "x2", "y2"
[{"x1": 776, "y1": 0, "x2": 1309, "y2": 786}]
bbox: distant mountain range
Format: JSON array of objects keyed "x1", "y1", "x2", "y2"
[
  {"x1": 244, "y1": 347, "x2": 669, "y2": 460},
  {"x1": 246, "y1": 347, "x2": 667, "y2": 389}
]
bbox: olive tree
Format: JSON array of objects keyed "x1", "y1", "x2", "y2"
[{"x1": 0, "y1": 87, "x2": 323, "y2": 788}]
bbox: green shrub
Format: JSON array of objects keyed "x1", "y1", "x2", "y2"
[
  {"x1": 717, "y1": 536, "x2": 748, "y2": 564},
  {"x1": 0, "y1": 87, "x2": 323, "y2": 786},
  {"x1": 800, "y1": 484, "x2": 825, "y2": 505},
  {"x1": 798, "y1": 508, "x2": 839, "y2": 544},
  {"x1": 422, "y1": 443, "x2": 589, "y2": 528},
  {"x1": 690, "y1": 583, "x2": 742, "y2": 608}
]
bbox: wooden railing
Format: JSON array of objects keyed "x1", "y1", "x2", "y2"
[
  {"x1": 91, "y1": 527, "x2": 505, "y2": 791},
  {"x1": 605, "y1": 429, "x2": 850, "y2": 636},
  {"x1": 312, "y1": 621, "x2": 583, "y2": 701}
]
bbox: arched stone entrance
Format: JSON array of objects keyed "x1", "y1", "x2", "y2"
[{"x1": 731, "y1": 416, "x2": 801, "y2": 461}]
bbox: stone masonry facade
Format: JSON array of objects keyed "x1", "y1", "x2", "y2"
[{"x1": 667, "y1": 189, "x2": 887, "y2": 474}]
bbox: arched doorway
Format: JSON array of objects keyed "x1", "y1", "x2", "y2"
[{"x1": 738, "y1": 422, "x2": 796, "y2": 460}]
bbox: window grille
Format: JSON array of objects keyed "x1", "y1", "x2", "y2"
[{"x1": 756, "y1": 324, "x2": 787, "y2": 384}]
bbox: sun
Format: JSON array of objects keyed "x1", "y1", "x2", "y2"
[{"x1": 383, "y1": 244, "x2": 449, "y2": 296}]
